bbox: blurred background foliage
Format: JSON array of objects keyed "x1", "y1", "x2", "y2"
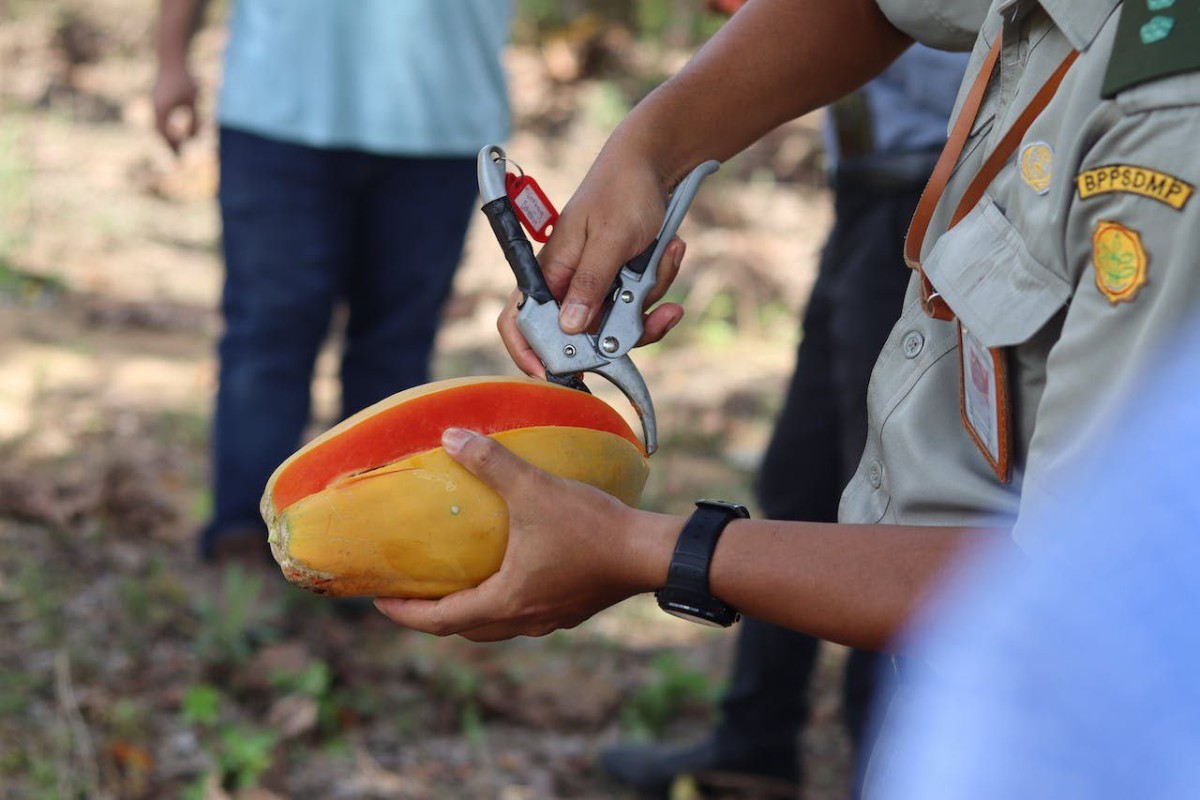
[
  {"x1": 514, "y1": 0, "x2": 726, "y2": 47},
  {"x1": 0, "y1": 1, "x2": 847, "y2": 797}
]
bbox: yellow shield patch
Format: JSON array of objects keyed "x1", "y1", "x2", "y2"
[
  {"x1": 1020, "y1": 141, "x2": 1054, "y2": 195},
  {"x1": 1092, "y1": 221, "x2": 1148, "y2": 304}
]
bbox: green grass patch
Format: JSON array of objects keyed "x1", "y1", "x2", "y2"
[{"x1": 620, "y1": 652, "x2": 719, "y2": 739}]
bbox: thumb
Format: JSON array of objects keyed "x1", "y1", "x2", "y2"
[
  {"x1": 186, "y1": 103, "x2": 200, "y2": 139},
  {"x1": 442, "y1": 428, "x2": 531, "y2": 496}
]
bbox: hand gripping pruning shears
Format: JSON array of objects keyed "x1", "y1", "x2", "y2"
[{"x1": 478, "y1": 145, "x2": 719, "y2": 456}]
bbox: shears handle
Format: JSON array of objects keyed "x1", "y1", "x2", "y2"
[
  {"x1": 476, "y1": 145, "x2": 692, "y2": 456},
  {"x1": 625, "y1": 160, "x2": 721, "y2": 280},
  {"x1": 481, "y1": 195, "x2": 554, "y2": 305},
  {"x1": 597, "y1": 159, "x2": 721, "y2": 360},
  {"x1": 478, "y1": 145, "x2": 553, "y2": 305}
]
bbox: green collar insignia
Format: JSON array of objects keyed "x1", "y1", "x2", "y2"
[{"x1": 1102, "y1": 0, "x2": 1200, "y2": 97}]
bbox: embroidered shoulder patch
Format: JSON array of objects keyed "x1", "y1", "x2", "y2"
[
  {"x1": 1092, "y1": 221, "x2": 1149, "y2": 304},
  {"x1": 1102, "y1": 1, "x2": 1200, "y2": 98},
  {"x1": 1077, "y1": 164, "x2": 1195, "y2": 210}
]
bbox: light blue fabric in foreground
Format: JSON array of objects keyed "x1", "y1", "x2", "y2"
[
  {"x1": 872, "y1": 320, "x2": 1200, "y2": 799},
  {"x1": 218, "y1": 0, "x2": 513, "y2": 156}
]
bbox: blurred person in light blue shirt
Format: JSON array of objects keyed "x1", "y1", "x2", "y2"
[
  {"x1": 217, "y1": 0, "x2": 511, "y2": 156},
  {"x1": 153, "y1": 0, "x2": 513, "y2": 563},
  {"x1": 869, "y1": 320, "x2": 1200, "y2": 800}
]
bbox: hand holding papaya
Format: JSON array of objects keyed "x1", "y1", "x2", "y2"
[{"x1": 374, "y1": 428, "x2": 679, "y2": 641}]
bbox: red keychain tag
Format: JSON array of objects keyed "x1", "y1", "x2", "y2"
[{"x1": 505, "y1": 172, "x2": 559, "y2": 243}]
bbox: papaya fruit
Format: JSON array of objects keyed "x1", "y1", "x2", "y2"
[{"x1": 260, "y1": 376, "x2": 649, "y2": 598}]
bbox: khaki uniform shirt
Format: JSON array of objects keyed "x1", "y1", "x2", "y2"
[{"x1": 839, "y1": 0, "x2": 1200, "y2": 545}]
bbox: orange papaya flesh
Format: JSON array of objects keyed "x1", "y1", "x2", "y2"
[
  {"x1": 265, "y1": 376, "x2": 644, "y2": 516},
  {"x1": 268, "y1": 426, "x2": 649, "y2": 598}
]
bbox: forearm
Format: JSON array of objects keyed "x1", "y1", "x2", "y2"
[
  {"x1": 614, "y1": 0, "x2": 913, "y2": 188},
  {"x1": 157, "y1": 0, "x2": 209, "y2": 71},
  {"x1": 375, "y1": 433, "x2": 1009, "y2": 646},
  {"x1": 630, "y1": 512, "x2": 1010, "y2": 652}
]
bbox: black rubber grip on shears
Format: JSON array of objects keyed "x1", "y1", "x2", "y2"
[
  {"x1": 547, "y1": 372, "x2": 592, "y2": 394},
  {"x1": 623, "y1": 238, "x2": 660, "y2": 276},
  {"x1": 482, "y1": 196, "x2": 553, "y2": 305}
]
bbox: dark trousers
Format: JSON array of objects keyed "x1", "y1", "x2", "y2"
[
  {"x1": 202, "y1": 128, "x2": 478, "y2": 557},
  {"x1": 715, "y1": 169, "x2": 925, "y2": 790}
]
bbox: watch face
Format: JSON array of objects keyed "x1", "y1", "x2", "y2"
[
  {"x1": 657, "y1": 590, "x2": 740, "y2": 628},
  {"x1": 662, "y1": 605, "x2": 731, "y2": 628}
]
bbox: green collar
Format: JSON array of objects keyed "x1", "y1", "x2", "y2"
[{"x1": 1103, "y1": 0, "x2": 1200, "y2": 97}]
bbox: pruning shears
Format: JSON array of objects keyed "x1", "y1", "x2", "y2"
[{"x1": 478, "y1": 145, "x2": 719, "y2": 455}]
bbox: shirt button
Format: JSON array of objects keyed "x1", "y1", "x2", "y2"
[
  {"x1": 868, "y1": 460, "x2": 883, "y2": 489},
  {"x1": 902, "y1": 331, "x2": 925, "y2": 359}
]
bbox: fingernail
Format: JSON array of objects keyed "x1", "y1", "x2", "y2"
[
  {"x1": 666, "y1": 315, "x2": 682, "y2": 333},
  {"x1": 442, "y1": 427, "x2": 478, "y2": 455},
  {"x1": 560, "y1": 301, "x2": 589, "y2": 332},
  {"x1": 674, "y1": 242, "x2": 686, "y2": 269}
]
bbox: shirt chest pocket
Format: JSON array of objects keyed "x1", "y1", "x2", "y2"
[{"x1": 922, "y1": 196, "x2": 1070, "y2": 347}]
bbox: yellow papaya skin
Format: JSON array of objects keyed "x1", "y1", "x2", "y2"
[{"x1": 266, "y1": 426, "x2": 649, "y2": 598}]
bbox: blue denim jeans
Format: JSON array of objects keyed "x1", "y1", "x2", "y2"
[{"x1": 203, "y1": 127, "x2": 477, "y2": 558}]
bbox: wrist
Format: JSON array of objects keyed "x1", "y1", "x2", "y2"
[
  {"x1": 605, "y1": 108, "x2": 690, "y2": 195},
  {"x1": 614, "y1": 80, "x2": 727, "y2": 192},
  {"x1": 156, "y1": 52, "x2": 191, "y2": 78},
  {"x1": 620, "y1": 508, "x2": 683, "y2": 594}
]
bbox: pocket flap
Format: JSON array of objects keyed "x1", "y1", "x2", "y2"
[{"x1": 923, "y1": 197, "x2": 1070, "y2": 348}]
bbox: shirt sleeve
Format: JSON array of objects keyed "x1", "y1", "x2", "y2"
[
  {"x1": 1015, "y1": 102, "x2": 1200, "y2": 542},
  {"x1": 873, "y1": 0, "x2": 990, "y2": 52}
]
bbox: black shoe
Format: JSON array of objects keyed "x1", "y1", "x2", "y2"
[{"x1": 599, "y1": 736, "x2": 800, "y2": 799}]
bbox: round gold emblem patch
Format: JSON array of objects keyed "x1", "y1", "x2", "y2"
[
  {"x1": 1092, "y1": 221, "x2": 1148, "y2": 304},
  {"x1": 1020, "y1": 141, "x2": 1054, "y2": 195}
]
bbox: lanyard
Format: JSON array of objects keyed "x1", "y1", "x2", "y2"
[{"x1": 904, "y1": 36, "x2": 1081, "y2": 321}]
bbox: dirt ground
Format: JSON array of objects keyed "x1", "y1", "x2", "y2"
[{"x1": 0, "y1": 3, "x2": 858, "y2": 798}]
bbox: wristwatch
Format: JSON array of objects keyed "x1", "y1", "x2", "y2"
[{"x1": 655, "y1": 499, "x2": 749, "y2": 627}]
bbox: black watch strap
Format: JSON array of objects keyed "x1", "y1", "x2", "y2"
[{"x1": 656, "y1": 500, "x2": 748, "y2": 627}]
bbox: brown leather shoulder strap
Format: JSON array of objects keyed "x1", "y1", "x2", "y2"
[
  {"x1": 904, "y1": 37, "x2": 1002, "y2": 271},
  {"x1": 905, "y1": 39, "x2": 1080, "y2": 321},
  {"x1": 948, "y1": 48, "x2": 1080, "y2": 228}
]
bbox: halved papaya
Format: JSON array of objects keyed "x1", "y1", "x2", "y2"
[{"x1": 260, "y1": 376, "x2": 649, "y2": 598}]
